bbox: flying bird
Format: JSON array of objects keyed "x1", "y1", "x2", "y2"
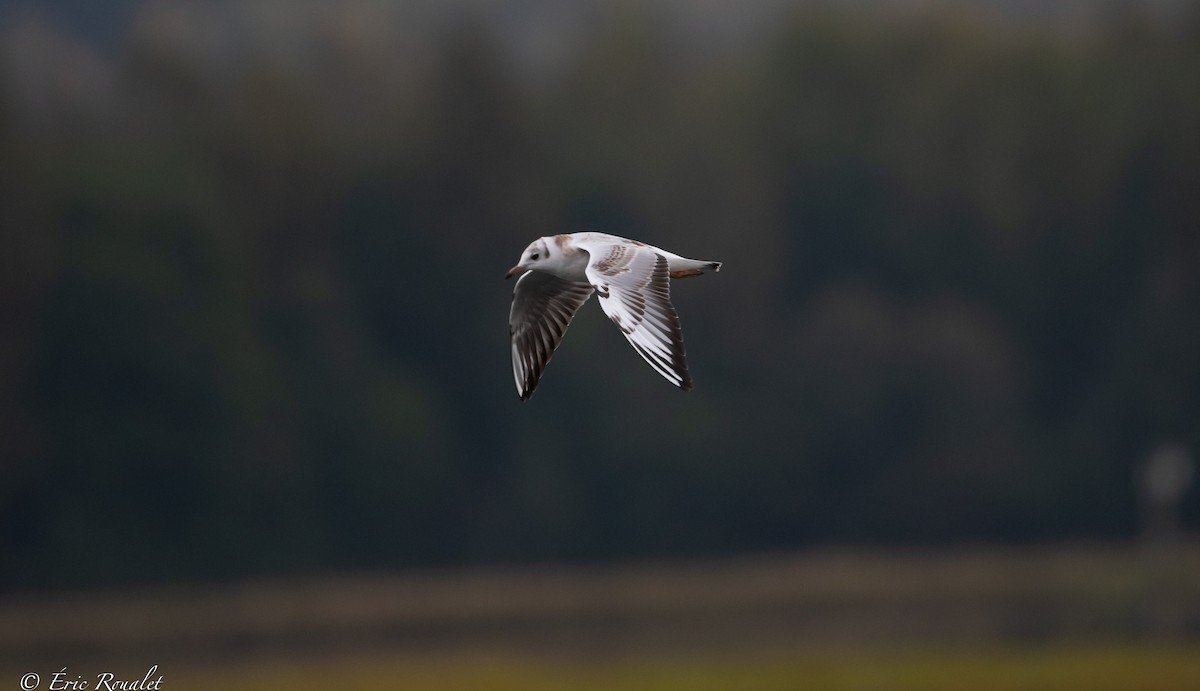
[{"x1": 506, "y1": 232, "x2": 722, "y2": 400}]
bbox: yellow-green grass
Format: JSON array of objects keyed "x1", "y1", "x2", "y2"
[
  {"x1": 7, "y1": 543, "x2": 1197, "y2": 660},
  {"x1": 150, "y1": 643, "x2": 1200, "y2": 691},
  {"x1": 4, "y1": 543, "x2": 1198, "y2": 690}
]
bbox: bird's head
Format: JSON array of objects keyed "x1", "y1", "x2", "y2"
[{"x1": 505, "y1": 237, "x2": 554, "y2": 279}]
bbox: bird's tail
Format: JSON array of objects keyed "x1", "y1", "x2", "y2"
[{"x1": 669, "y1": 259, "x2": 722, "y2": 279}]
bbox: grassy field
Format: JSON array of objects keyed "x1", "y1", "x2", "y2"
[
  {"x1": 3, "y1": 542, "x2": 1198, "y2": 690},
  {"x1": 67, "y1": 643, "x2": 1200, "y2": 691}
]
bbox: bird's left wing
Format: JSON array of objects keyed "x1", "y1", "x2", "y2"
[{"x1": 509, "y1": 270, "x2": 595, "y2": 400}]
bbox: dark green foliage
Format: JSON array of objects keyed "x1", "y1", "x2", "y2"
[{"x1": 2, "y1": 5, "x2": 1198, "y2": 589}]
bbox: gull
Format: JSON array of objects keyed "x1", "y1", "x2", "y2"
[{"x1": 506, "y1": 232, "x2": 722, "y2": 401}]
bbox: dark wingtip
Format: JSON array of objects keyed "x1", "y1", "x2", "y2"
[{"x1": 518, "y1": 382, "x2": 535, "y2": 401}]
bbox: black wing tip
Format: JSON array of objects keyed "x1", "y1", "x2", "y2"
[
  {"x1": 709, "y1": 261, "x2": 722, "y2": 272},
  {"x1": 516, "y1": 370, "x2": 539, "y2": 401},
  {"x1": 673, "y1": 365, "x2": 695, "y2": 391}
]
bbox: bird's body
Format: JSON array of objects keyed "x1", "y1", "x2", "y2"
[{"x1": 506, "y1": 232, "x2": 721, "y2": 400}]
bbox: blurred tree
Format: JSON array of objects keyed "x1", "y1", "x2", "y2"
[{"x1": 1, "y1": 2, "x2": 1198, "y2": 589}]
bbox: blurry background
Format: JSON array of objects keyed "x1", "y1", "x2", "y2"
[{"x1": 2, "y1": 0, "x2": 1199, "y2": 687}]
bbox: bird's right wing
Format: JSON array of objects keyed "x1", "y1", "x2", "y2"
[
  {"x1": 509, "y1": 270, "x2": 595, "y2": 400},
  {"x1": 577, "y1": 241, "x2": 693, "y2": 391}
]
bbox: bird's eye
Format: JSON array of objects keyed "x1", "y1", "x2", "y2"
[{"x1": 531, "y1": 253, "x2": 539, "y2": 260}]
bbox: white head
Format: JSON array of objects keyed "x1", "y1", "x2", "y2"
[{"x1": 505, "y1": 236, "x2": 559, "y2": 279}]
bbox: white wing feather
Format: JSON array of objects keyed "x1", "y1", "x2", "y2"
[{"x1": 577, "y1": 240, "x2": 694, "y2": 391}]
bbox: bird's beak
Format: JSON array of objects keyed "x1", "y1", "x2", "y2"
[{"x1": 505, "y1": 265, "x2": 525, "y2": 280}]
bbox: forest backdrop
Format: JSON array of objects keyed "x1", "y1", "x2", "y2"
[{"x1": 1, "y1": 0, "x2": 1198, "y2": 591}]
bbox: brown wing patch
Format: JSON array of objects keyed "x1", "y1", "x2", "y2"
[{"x1": 594, "y1": 244, "x2": 635, "y2": 275}]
